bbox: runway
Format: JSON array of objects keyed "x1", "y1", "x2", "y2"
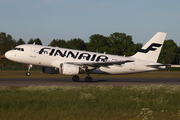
[{"x1": 0, "y1": 77, "x2": 180, "y2": 87}]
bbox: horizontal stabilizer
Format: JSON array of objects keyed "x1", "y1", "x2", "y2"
[{"x1": 146, "y1": 63, "x2": 166, "y2": 69}]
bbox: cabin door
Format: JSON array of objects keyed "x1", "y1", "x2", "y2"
[{"x1": 30, "y1": 45, "x2": 36, "y2": 58}]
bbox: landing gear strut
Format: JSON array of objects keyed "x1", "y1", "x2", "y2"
[
  {"x1": 72, "y1": 75, "x2": 79, "y2": 82},
  {"x1": 84, "y1": 72, "x2": 92, "y2": 82},
  {"x1": 26, "y1": 64, "x2": 32, "y2": 76}
]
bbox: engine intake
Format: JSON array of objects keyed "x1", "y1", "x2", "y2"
[{"x1": 60, "y1": 63, "x2": 80, "y2": 75}]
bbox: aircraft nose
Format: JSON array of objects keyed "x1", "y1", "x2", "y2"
[{"x1": 5, "y1": 51, "x2": 12, "y2": 59}]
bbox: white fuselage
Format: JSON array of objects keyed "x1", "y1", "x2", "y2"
[{"x1": 5, "y1": 44, "x2": 165, "y2": 75}]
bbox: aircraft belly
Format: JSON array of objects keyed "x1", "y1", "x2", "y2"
[
  {"x1": 98, "y1": 63, "x2": 153, "y2": 74},
  {"x1": 99, "y1": 65, "x2": 131, "y2": 74}
]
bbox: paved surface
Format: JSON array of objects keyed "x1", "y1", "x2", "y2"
[{"x1": 0, "y1": 77, "x2": 180, "y2": 87}]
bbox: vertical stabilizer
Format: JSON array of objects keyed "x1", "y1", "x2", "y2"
[{"x1": 132, "y1": 32, "x2": 167, "y2": 62}]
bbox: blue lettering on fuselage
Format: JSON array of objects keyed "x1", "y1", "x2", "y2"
[
  {"x1": 78, "y1": 53, "x2": 91, "y2": 60},
  {"x1": 54, "y1": 50, "x2": 67, "y2": 57},
  {"x1": 39, "y1": 48, "x2": 109, "y2": 62},
  {"x1": 39, "y1": 48, "x2": 51, "y2": 54},
  {"x1": 66, "y1": 51, "x2": 79, "y2": 59}
]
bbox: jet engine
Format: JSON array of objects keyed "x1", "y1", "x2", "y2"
[
  {"x1": 59, "y1": 63, "x2": 80, "y2": 75},
  {"x1": 42, "y1": 67, "x2": 59, "y2": 74}
]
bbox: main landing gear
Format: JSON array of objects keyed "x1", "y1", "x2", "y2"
[
  {"x1": 72, "y1": 73, "x2": 92, "y2": 82},
  {"x1": 72, "y1": 75, "x2": 79, "y2": 82},
  {"x1": 84, "y1": 76, "x2": 92, "y2": 82},
  {"x1": 26, "y1": 64, "x2": 32, "y2": 76}
]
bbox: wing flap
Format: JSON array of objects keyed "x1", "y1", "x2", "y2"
[{"x1": 66, "y1": 60, "x2": 134, "y2": 69}]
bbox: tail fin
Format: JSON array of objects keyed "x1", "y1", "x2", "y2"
[{"x1": 132, "y1": 32, "x2": 167, "y2": 62}]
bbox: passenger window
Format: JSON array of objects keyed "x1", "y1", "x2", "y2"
[{"x1": 17, "y1": 48, "x2": 20, "y2": 51}]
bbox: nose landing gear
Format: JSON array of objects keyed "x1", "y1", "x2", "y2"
[{"x1": 26, "y1": 64, "x2": 32, "y2": 76}]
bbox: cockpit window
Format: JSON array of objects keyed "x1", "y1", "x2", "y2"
[
  {"x1": 13, "y1": 47, "x2": 25, "y2": 51},
  {"x1": 13, "y1": 48, "x2": 17, "y2": 50}
]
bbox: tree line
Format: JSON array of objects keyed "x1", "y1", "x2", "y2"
[{"x1": 0, "y1": 32, "x2": 180, "y2": 64}]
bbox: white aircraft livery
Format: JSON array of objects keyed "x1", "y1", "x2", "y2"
[{"x1": 5, "y1": 32, "x2": 167, "y2": 82}]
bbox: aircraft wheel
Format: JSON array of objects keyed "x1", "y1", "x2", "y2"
[
  {"x1": 26, "y1": 72, "x2": 31, "y2": 76},
  {"x1": 84, "y1": 76, "x2": 92, "y2": 82},
  {"x1": 72, "y1": 75, "x2": 79, "y2": 82}
]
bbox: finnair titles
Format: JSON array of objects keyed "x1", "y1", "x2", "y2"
[{"x1": 39, "y1": 48, "x2": 109, "y2": 62}]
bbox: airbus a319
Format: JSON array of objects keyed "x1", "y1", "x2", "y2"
[{"x1": 5, "y1": 32, "x2": 167, "y2": 82}]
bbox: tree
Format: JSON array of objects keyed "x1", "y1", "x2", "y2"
[
  {"x1": 5, "y1": 34, "x2": 16, "y2": 52},
  {"x1": 49, "y1": 39, "x2": 59, "y2": 47},
  {"x1": 125, "y1": 43, "x2": 142, "y2": 56},
  {"x1": 0, "y1": 32, "x2": 17, "y2": 54},
  {"x1": 58, "y1": 39, "x2": 67, "y2": 48},
  {"x1": 136, "y1": 43, "x2": 143, "y2": 50},
  {"x1": 86, "y1": 33, "x2": 141, "y2": 56},
  {"x1": 0, "y1": 32, "x2": 6, "y2": 54},
  {"x1": 27, "y1": 38, "x2": 42, "y2": 45},
  {"x1": 67, "y1": 38, "x2": 87, "y2": 50},
  {"x1": 86, "y1": 34, "x2": 110, "y2": 53},
  {"x1": 34, "y1": 38, "x2": 42, "y2": 45},
  {"x1": 49, "y1": 39, "x2": 67, "y2": 48},
  {"x1": 178, "y1": 46, "x2": 180, "y2": 64},
  {"x1": 27, "y1": 38, "x2": 34, "y2": 44},
  {"x1": 158, "y1": 40, "x2": 179, "y2": 64},
  {"x1": 17, "y1": 38, "x2": 26, "y2": 45},
  {"x1": 109, "y1": 32, "x2": 136, "y2": 56}
]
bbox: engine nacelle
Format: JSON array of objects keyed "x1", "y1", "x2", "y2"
[
  {"x1": 42, "y1": 67, "x2": 59, "y2": 74},
  {"x1": 60, "y1": 63, "x2": 80, "y2": 75}
]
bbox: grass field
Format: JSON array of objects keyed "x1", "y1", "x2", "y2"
[
  {"x1": 0, "y1": 71, "x2": 180, "y2": 78},
  {"x1": 0, "y1": 71, "x2": 180, "y2": 119},
  {"x1": 0, "y1": 85, "x2": 180, "y2": 120}
]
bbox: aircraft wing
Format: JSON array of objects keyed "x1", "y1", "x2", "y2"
[{"x1": 66, "y1": 60, "x2": 134, "y2": 69}]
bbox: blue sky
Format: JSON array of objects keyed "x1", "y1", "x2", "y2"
[{"x1": 0, "y1": 0, "x2": 180, "y2": 46}]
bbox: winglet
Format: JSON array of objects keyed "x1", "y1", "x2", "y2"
[{"x1": 132, "y1": 32, "x2": 167, "y2": 62}]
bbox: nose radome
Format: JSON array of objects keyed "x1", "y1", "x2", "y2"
[{"x1": 5, "y1": 51, "x2": 12, "y2": 59}]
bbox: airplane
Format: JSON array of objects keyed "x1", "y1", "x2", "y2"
[{"x1": 5, "y1": 32, "x2": 167, "y2": 82}]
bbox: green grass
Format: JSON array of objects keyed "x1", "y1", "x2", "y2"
[
  {"x1": 0, "y1": 71, "x2": 180, "y2": 78},
  {"x1": 0, "y1": 85, "x2": 180, "y2": 120}
]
